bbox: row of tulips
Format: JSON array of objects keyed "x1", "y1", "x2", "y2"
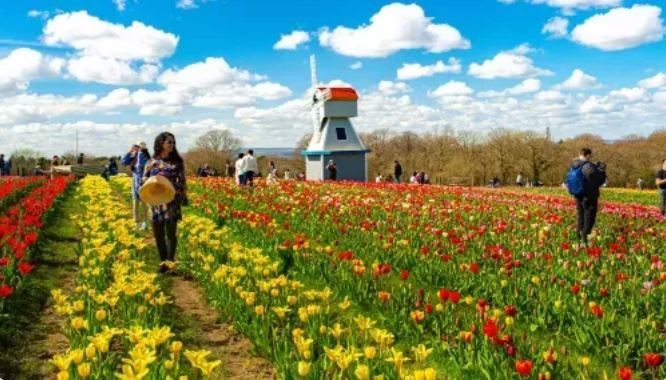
[
  {"x1": 521, "y1": 186, "x2": 664, "y2": 208},
  {"x1": 0, "y1": 176, "x2": 44, "y2": 212},
  {"x1": 187, "y1": 178, "x2": 665, "y2": 379},
  {"x1": 50, "y1": 176, "x2": 220, "y2": 380},
  {"x1": 0, "y1": 176, "x2": 73, "y2": 311},
  {"x1": 178, "y1": 213, "x2": 439, "y2": 379}
]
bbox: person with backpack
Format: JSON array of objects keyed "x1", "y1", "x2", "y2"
[{"x1": 566, "y1": 148, "x2": 607, "y2": 246}]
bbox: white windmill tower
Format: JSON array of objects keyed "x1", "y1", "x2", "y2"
[{"x1": 302, "y1": 55, "x2": 369, "y2": 182}]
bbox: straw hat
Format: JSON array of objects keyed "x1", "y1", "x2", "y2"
[{"x1": 139, "y1": 175, "x2": 176, "y2": 206}]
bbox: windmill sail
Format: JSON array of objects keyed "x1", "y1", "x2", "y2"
[{"x1": 310, "y1": 55, "x2": 323, "y2": 146}]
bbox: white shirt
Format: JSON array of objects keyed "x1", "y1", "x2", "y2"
[
  {"x1": 241, "y1": 154, "x2": 258, "y2": 173},
  {"x1": 235, "y1": 158, "x2": 243, "y2": 177},
  {"x1": 284, "y1": 171, "x2": 291, "y2": 180}
]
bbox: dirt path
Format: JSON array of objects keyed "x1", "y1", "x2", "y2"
[{"x1": 170, "y1": 277, "x2": 276, "y2": 380}]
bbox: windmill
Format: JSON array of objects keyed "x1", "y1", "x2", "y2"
[
  {"x1": 300, "y1": 55, "x2": 369, "y2": 182},
  {"x1": 308, "y1": 55, "x2": 330, "y2": 146}
]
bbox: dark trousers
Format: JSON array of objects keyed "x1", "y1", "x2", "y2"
[
  {"x1": 660, "y1": 189, "x2": 666, "y2": 215},
  {"x1": 152, "y1": 219, "x2": 178, "y2": 262},
  {"x1": 575, "y1": 196, "x2": 598, "y2": 243},
  {"x1": 395, "y1": 174, "x2": 401, "y2": 183},
  {"x1": 241, "y1": 171, "x2": 254, "y2": 187}
]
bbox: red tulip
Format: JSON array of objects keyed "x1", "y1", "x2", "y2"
[
  {"x1": 617, "y1": 366, "x2": 632, "y2": 380},
  {"x1": 515, "y1": 359, "x2": 533, "y2": 377},
  {"x1": 400, "y1": 270, "x2": 410, "y2": 280},
  {"x1": 469, "y1": 262, "x2": 480, "y2": 274},
  {"x1": 483, "y1": 319, "x2": 499, "y2": 338},
  {"x1": 438, "y1": 288, "x2": 450, "y2": 302},
  {"x1": 449, "y1": 291, "x2": 461, "y2": 304},
  {"x1": 643, "y1": 353, "x2": 663, "y2": 367},
  {"x1": 18, "y1": 262, "x2": 34, "y2": 276},
  {"x1": 0, "y1": 257, "x2": 9, "y2": 267},
  {"x1": 0, "y1": 284, "x2": 14, "y2": 298},
  {"x1": 571, "y1": 283, "x2": 580, "y2": 295},
  {"x1": 424, "y1": 303, "x2": 433, "y2": 314},
  {"x1": 504, "y1": 304, "x2": 517, "y2": 316}
]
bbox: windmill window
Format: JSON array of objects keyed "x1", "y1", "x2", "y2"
[{"x1": 335, "y1": 128, "x2": 347, "y2": 140}]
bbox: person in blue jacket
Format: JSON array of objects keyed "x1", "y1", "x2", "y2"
[{"x1": 122, "y1": 141, "x2": 150, "y2": 230}]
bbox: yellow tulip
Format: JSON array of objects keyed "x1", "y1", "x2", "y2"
[
  {"x1": 170, "y1": 341, "x2": 183, "y2": 354},
  {"x1": 297, "y1": 361, "x2": 311, "y2": 376},
  {"x1": 77, "y1": 362, "x2": 91, "y2": 378},
  {"x1": 355, "y1": 364, "x2": 370, "y2": 380},
  {"x1": 95, "y1": 309, "x2": 107, "y2": 321}
]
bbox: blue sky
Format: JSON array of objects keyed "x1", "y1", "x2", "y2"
[{"x1": 0, "y1": 0, "x2": 665, "y2": 155}]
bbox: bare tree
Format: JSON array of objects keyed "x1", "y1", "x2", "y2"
[{"x1": 193, "y1": 129, "x2": 241, "y2": 154}]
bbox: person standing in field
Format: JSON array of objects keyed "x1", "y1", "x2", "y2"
[
  {"x1": 144, "y1": 132, "x2": 187, "y2": 273},
  {"x1": 655, "y1": 159, "x2": 666, "y2": 216},
  {"x1": 394, "y1": 160, "x2": 403, "y2": 183},
  {"x1": 0, "y1": 154, "x2": 5, "y2": 176},
  {"x1": 122, "y1": 142, "x2": 150, "y2": 230},
  {"x1": 241, "y1": 149, "x2": 258, "y2": 187},
  {"x1": 234, "y1": 153, "x2": 244, "y2": 185},
  {"x1": 327, "y1": 160, "x2": 338, "y2": 181},
  {"x1": 284, "y1": 169, "x2": 291, "y2": 180},
  {"x1": 77, "y1": 153, "x2": 84, "y2": 165},
  {"x1": 566, "y1": 148, "x2": 607, "y2": 246},
  {"x1": 516, "y1": 172, "x2": 525, "y2": 187},
  {"x1": 225, "y1": 159, "x2": 235, "y2": 178}
]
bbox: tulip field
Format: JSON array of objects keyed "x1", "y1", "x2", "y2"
[
  {"x1": 0, "y1": 176, "x2": 73, "y2": 311},
  {"x1": 181, "y1": 179, "x2": 665, "y2": 379},
  {"x1": 1, "y1": 175, "x2": 665, "y2": 379}
]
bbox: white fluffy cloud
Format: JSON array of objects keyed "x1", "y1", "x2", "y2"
[
  {"x1": 479, "y1": 79, "x2": 542, "y2": 98},
  {"x1": 274, "y1": 30, "x2": 310, "y2": 50},
  {"x1": 43, "y1": 11, "x2": 178, "y2": 62},
  {"x1": 557, "y1": 69, "x2": 599, "y2": 89},
  {"x1": 176, "y1": 0, "x2": 197, "y2": 9},
  {"x1": 27, "y1": 10, "x2": 50, "y2": 19},
  {"x1": 0, "y1": 93, "x2": 98, "y2": 125},
  {"x1": 98, "y1": 57, "x2": 293, "y2": 115},
  {"x1": 571, "y1": 5, "x2": 665, "y2": 51},
  {"x1": 468, "y1": 44, "x2": 553, "y2": 79},
  {"x1": 2, "y1": 118, "x2": 237, "y2": 156},
  {"x1": 378, "y1": 81, "x2": 411, "y2": 95},
  {"x1": 542, "y1": 17, "x2": 569, "y2": 38},
  {"x1": 319, "y1": 2, "x2": 470, "y2": 58},
  {"x1": 350, "y1": 62, "x2": 363, "y2": 70},
  {"x1": 113, "y1": 0, "x2": 127, "y2": 11},
  {"x1": 396, "y1": 58, "x2": 461, "y2": 80},
  {"x1": 0, "y1": 48, "x2": 65, "y2": 93},
  {"x1": 97, "y1": 88, "x2": 132, "y2": 109},
  {"x1": 638, "y1": 72, "x2": 666, "y2": 89},
  {"x1": 429, "y1": 81, "x2": 474, "y2": 97},
  {"x1": 41, "y1": 11, "x2": 179, "y2": 85},
  {"x1": 67, "y1": 56, "x2": 159, "y2": 85},
  {"x1": 500, "y1": 0, "x2": 621, "y2": 13}
]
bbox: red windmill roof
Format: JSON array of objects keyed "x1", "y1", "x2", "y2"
[{"x1": 317, "y1": 87, "x2": 359, "y2": 101}]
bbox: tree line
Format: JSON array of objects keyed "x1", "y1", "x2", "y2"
[{"x1": 5, "y1": 127, "x2": 665, "y2": 188}]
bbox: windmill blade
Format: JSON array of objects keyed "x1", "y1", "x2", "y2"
[{"x1": 310, "y1": 55, "x2": 318, "y2": 88}]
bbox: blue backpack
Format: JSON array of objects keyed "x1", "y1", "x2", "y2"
[{"x1": 566, "y1": 164, "x2": 587, "y2": 197}]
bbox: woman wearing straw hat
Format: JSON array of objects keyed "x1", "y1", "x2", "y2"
[
  {"x1": 142, "y1": 132, "x2": 187, "y2": 274},
  {"x1": 121, "y1": 141, "x2": 150, "y2": 230}
]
